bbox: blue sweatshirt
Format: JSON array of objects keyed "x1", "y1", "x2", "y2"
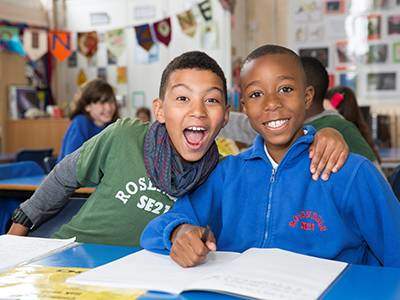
[
  {"x1": 141, "y1": 126, "x2": 400, "y2": 267},
  {"x1": 58, "y1": 114, "x2": 104, "y2": 162}
]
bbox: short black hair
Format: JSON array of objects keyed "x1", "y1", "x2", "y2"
[
  {"x1": 300, "y1": 56, "x2": 329, "y2": 104},
  {"x1": 242, "y1": 44, "x2": 305, "y2": 82},
  {"x1": 159, "y1": 51, "x2": 227, "y2": 102}
]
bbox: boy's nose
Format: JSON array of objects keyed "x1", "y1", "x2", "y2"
[
  {"x1": 263, "y1": 93, "x2": 282, "y2": 111},
  {"x1": 189, "y1": 100, "x2": 207, "y2": 118}
]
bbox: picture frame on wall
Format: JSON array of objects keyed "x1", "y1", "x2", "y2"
[
  {"x1": 368, "y1": 14, "x2": 381, "y2": 40},
  {"x1": 388, "y1": 15, "x2": 400, "y2": 35},
  {"x1": 393, "y1": 42, "x2": 400, "y2": 62},
  {"x1": 372, "y1": 0, "x2": 391, "y2": 9},
  {"x1": 299, "y1": 47, "x2": 329, "y2": 67},
  {"x1": 366, "y1": 44, "x2": 388, "y2": 63},
  {"x1": 8, "y1": 86, "x2": 41, "y2": 120},
  {"x1": 324, "y1": 0, "x2": 345, "y2": 14},
  {"x1": 367, "y1": 72, "x2": 396, "y2": 91}
]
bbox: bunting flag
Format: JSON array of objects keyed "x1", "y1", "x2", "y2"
[
  {"x1": 134, "y1": 24, "x2": 154, "y2": 51},
  {"x1": 177, "y1": 10, "x2": 197, "y2": 37},
  {"x1": 198, "y1": 0, "x2": 213, "y2": 22},
  {"x1": 78, "y1": 31, "x2": 98, "y2": 58},
  {"x1": 48, "y1": 31, "x2": 72, "y2": 61},
  {"x1": 0, "y1": 26, "x2": 25, "y2": 56},
  {"x1": 153, "y1": 17, "x2": 172, "y2": 46},
  {"x1": 23, "y1": 29, "x2": 48, "y2": 61},
  {"x1": 105, "y1": 28, "x2": 126, "y2": 58}
]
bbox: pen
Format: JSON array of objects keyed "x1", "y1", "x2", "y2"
[{"x1": 200, "y1": 225, "x2": 211, "y2": 243}]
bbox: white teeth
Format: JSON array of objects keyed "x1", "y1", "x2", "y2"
[
  {"x1": 187, "y1": 126, "x2": 206, "y2": 131},
  {"x1": 266, "y1": 119, "x2": 288, "y2": 128}
]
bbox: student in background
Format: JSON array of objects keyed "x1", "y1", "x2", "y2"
[
  {"x1": 8, "y1": 51, "x2": 348, "y2": 247},
  {"x1": 141, "y1": 45, "x2": 400, "y2": 268},
  {"x1": 57, "y1": 79, "x2": 119, "y2": 162},
  {"x1": 326, "y1": 86, "x2": 381, "y2": 163},
  {"x1": 302, "y1": 57, "x2": 379, "y2": 164},
  {"x1": 136, "y1": 107, "x2": 151, "y2": 123}
]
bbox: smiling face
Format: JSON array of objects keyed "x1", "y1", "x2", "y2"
[
  {"x1": 240, "y1": 53, "x2": 313, "y2": 162},
  {"x1": 153, "y1": 69, "x2": 229, "y2": 162},
  {"x1": 85, "y1": 101, "x2": 116, "y2": 127}
]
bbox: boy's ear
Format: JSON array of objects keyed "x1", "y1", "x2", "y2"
[
  {"x1": 304, "y1": 86, "x2": 314, "y2": 110},
  {"x1": 152, "y1": 98, "x2": 166, "y2": 123},
  {"x1": 241, "y1": 98, "x2": 247, "y2": 115}
]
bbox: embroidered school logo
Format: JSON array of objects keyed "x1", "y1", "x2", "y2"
[{"x1": 288, "y1": 210, "x2": 327, "y2": 232}]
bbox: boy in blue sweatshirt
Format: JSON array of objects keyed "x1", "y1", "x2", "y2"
[{"x1": 141, "y1": 45, "x2": 400, "y2": 268}]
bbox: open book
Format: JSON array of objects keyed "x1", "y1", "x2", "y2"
[
  {"x1": 67, "y1": 248, "x2": 347, "y2": 299},
  {"x1": 0, "y1": 235, "x2": 76, "y2": 273}
]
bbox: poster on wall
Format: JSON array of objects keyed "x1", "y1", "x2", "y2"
[
  {"x1": 388, "y1": 15, "x2": 400, "y2": 35},
  {"x1": 134, "y1": 43, "x2": 159, "y2": 64},
  {"x1": 107, "y1": 49, "x2": 117, "y2": 65},
  {"x1": 67, "y1": 51, "x2": 77, "y2": 67},
  {"x1": 367, "y1": 72, "x2": 396, "y2": 91},
  {"x1": 201, "y1": 22, "x2": 219, "y2": 50},
  {"x1": 294, "y1": 0, "x2": 323, "y2": 22},
  {"x1": 367, "y1": 15, "x2": 381, "y2": 40},
  {"x1": 339, "y1": 73, "x2": 357, "y2": 91},
  {"x1": 117, "y1": 66, "x2": 127, "y2": 84},
  {"x1": 299, "y1": 47, "x2": 329, "y2": 67},
  {"x1": 324, "y1": 0, "x2": 345, "y2": 14},
  {"x1": 393, "y1": 42, "x2": 400, "y2": 62},
  {"x1": 366, "y1": 44, "x2": 387, "y2": 63}
]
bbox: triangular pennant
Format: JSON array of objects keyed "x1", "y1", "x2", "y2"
[
  {"x1": 134, "y1": 24, "x2": 154, "y2": 51},
  {"x1": 105, "y1": 28, "x2": 126, "y2": 58},
  {"x1": 23, "y1": 28, "x2": 48, "y2": 61},
  {"x1": 48, "y1": 31, "x2": 72, "y2": 61},
  {"x1": 177, "y1": 9, "x2": 197, "y2": 37},
  {"x1": 77, "y1": 31, "x2": 98, "y2": 58},
  {"x1": 198, "y1": 0, "x2": 213, "y2": 22},
  {"x1": 153, "y1": 17, "x2": 172, "y2": 46},
  {"x1": 77, "y1": 69, "x2": 87, "y2": 86},
  {"x1": 0, "y1": 26, "x2": 25, "y2": 56}
]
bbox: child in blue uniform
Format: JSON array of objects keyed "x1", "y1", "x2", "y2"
[
  {"x1": 58, "y1": 79, "x2": 119, "y2": 161},
  {"x1": 141, "y1": 45, "x2": 400, "y2": 268}
]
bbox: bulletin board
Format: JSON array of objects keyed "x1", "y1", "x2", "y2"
[
  {"x1": 56, "y1": 0, "x2": 231, "y2": 117},
  {"x1": 287, "y1": 0, "x2": 400, "y2": 105}
]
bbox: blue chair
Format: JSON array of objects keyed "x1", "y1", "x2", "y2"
[
  {"x1": 388, "y1": 165, "x2": 400, "y2": 201},
  {"x1": 0, "y1": 161, "x2": 44, "y2": 234},
  {"x1": 28, "y1": 198, "x2": 86, "y2": 238},
  {"x1": 16, "y1": 148, "x2": 53, "y2": 173}
]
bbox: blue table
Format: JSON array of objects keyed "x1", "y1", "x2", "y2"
[{"x1": 34, "y1": 243, "x2": 400, "y2": 300}]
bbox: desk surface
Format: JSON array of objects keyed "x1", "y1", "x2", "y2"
[
  {"x1": 33, "y1": 243, "x2": 400, "y2": 300},
  {"x1": 0, "y1": 175, "x2": 94, "y2": 194}
]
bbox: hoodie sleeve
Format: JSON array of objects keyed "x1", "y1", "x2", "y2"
[
  {"x1": 140, "y1": 161, "x2": 226, "y2": 253},
  {"x1": 345, "y1": 159, "x2": 400, "y2": 267}
]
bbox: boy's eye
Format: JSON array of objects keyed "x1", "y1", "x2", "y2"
[
  {"x1": 205, "y1": 98, "x2": 220, "y2": 104},
  {"x1": 176, "y1": 96, "x2": 189, "y2": 102},
  {"x1": 278, "y1": 86, "x2": 293, "y2": 94},
  {"x1": 249, "y1": 91, "x2": 263, "y2": 98}
]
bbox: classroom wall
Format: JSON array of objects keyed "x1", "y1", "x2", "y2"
[{"x1": 55, "y1": 0, "x2": 231, "y2": 118}]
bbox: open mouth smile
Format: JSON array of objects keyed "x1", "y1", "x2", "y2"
[{"x1": 183, "y1": 126, "x2": 208, "y2": 150}]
